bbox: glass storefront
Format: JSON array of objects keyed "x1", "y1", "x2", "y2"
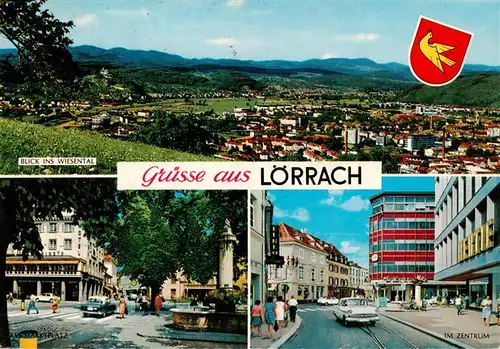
[{"x1": 468, "y1": 276, "x2": 489, "y2": 308}]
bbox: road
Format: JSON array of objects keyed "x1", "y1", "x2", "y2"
[
  {"x1": 283, "y1": 304, "x2": 455, "y2": 349},
  {"x1": 7, "y1": 300, "x2": 244, "y2": 348}
]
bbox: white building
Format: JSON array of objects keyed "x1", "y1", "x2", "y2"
[
  {"x1": 344, "y1": 128, "x2": 360, "y2": 145},
  {"x1": 268, "y1": 223, "x2": 328, "y2": 302},
  {"x1": 434, "y1": 176, "x2": 500, "y2": 309},
  {"x1": 349, "y1": 262, "x2": 368, "y2": 289},
  {"x1": 249, "y1": 190, "x2": 272, "y2": 304},
  {"x1": 6, "y1": 211, "x2": 106, "y2": 302}
]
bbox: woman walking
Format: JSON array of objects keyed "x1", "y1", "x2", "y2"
[
  {"x1": 481, "y1": 295, "x2": 492, "y2": 326},
  {"x1": 251, "y1": 300, "x2": 263, "y2": 337},
  {"x1": 154, "y1": 293, "x2": 163, "y2": 316},
  {"x1": 275, "y1": 296, "x2": 286, "y2": 329},
  {"x1": 263, "y1": 296, "x2": 276, "y2": 339},
  {"x1": 119, "y1": 296, "x2": 126, "y2": 319}
]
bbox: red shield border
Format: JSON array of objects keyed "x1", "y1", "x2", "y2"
[{"x1": 408, "y1": 16, "x2": 474, "y2": 87}]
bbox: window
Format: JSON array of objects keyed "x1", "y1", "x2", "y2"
[
  {"x1": 311, "y1": 268, "x2": 315, "y2": 282},
  {"x1": 49, "y1": 223, "x2": 57, "y2": 233},
  {"x1": 329, "y1": 277, "x2": 333, "y2": 285},
  {"x1": 49, "y1": 239, "x2": 57, "y2": 250},
  {"x1": 311, "y1": 253, "x2": 316, "y2": 262},
  {"x1": 299, "y1": 248, "x2": 304, "y2": 259},
  {"x1": 64, "y1": 239, "x2": 72, "y2": 250},
  {"x1": 250, "y1": 203, "x2": 254, "y2": 228},
  {"x1": 64, "y1": 223, "x2": 72, "y2": 233},
  {"x1": 320, "y1": 270, "x2": 324, "y2": 283},
  {"x1": 298, "y1": 265, "x2": 304, "y2": 280}
]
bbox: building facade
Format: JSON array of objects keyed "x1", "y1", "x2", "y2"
[
  {"x1": 434, "y1": 176, "x2": 500, "y2": 309},
  {"x1": 268, "y1": 224, "x2": 328, "y2": 302},
  {"x1": 369, "y1": 192, "x2": 436, "y2": 301},
  {"x1": 162, "y1": 272, "x2": 217, "y2": 301},
  {"x1": 349, "y1": 262, "x2": 368, "y2": 290},
  {"x1": 404, "y1": 135, "x2": 435, "y2": 152},
  {"x1": 249, "y1": 190, "x2": 271, "y2": 304},
  {"x1": 6, "y1": 212, "x2": 105, "y2": 302},
  {"x1": 325, "y1": 245, "x2": 351, "y2": 298}
]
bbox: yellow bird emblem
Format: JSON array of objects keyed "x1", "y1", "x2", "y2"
[{"x1": 419, "y1": 31, "x2": 456, "y2": 72}]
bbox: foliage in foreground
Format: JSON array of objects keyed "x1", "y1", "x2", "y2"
[{"x1": 0, "y1": 119, "x2": 216, "y2": 174}]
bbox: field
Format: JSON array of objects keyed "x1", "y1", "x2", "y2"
[
  {"x1": 87, "y1": 97, "x2": 368, "y2": 116},
  {"x1": 0, "y1": 119, "x2": 216, "y2": 174}
]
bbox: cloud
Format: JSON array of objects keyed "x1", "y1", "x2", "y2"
[
  {"x1": 332, "y1": 33, "x2": 380, "y2": 42},
  {"x1": 340, "y1": 241, "x2": 360, "y2": 254},
  {"x1": 103, "y1": 7, "x2": 149, "y2": 16},
  {"x1": 227, "y1": 0, "x2": 245, "y2": 7},
  {"x1": 320, "y1": 190, "x2": 344, "y2": 206},
  {"x1": 322, "y1": 52, "x2": 337, "y2": 59},
  {"x1": 338, "y1": 195, "x2": 370, "y2": 212},
  {"x1": 266, "y1": 192, "x2": 277, "y2": 202},
  {"x1": 74, "y1": 14, "x2": 98, "y2": 27},
  {"x1": 273, "y1": 207, "x2": 310, "y2": 222},
  {"x1": 206, "y1": 37, "x2": 237, "y2": 45}
]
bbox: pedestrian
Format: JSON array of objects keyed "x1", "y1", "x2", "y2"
[
  {"x1": 495, "y1": 293, "x2": 500, "y2": 326},
  {"x1": 275, "y1": 296, "x2": 286, "y2": 329},
  {"x1": 26, "y1": 294, "x2": 39, "y2": 315},
  {"x1": 455, "y1": 294, "x2": 462, "y2": 315},
  {"x1": 464, "y1": 295, "x2": 469, "y2": 309},
  {"x1": 263, "y1": 296, "x2": 276, "y2": 339},
  {"x1": 51, "y1": 294, "x2": 59, "y2": 313},
  {"x1": 288, "y1": 296, "x2": 298, "y2": 322},
  {"x1": 119, "y1": 295, "x2": 126, "y2": 319},
  {"x1": 190, "y1": 297, "x2": 198, "y2": 306},
  {"x1": 251, "y1": 300, "x2": 263, "y2": 337},
  {"x1": 480, "y1": 295, "x2": 492, "y2": 327},
  {"x1": 154, "y1": 293, "x2": 162, "y2": 316},
  {"x1": 143, "y1": 294, "x2": 150, "y2": 315}
]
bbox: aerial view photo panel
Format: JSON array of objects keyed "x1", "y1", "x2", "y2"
[{"x1": 0, "y1": 0, "x2": 498, "y2": 174}]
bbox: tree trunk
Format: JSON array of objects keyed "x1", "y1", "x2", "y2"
[{"x1": 0, "y1": 200, "x2": 12, "y2": 348}]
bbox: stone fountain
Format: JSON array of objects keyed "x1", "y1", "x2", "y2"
[{"x1": 170, "y1": 219, "x2": 247, "y2": 334}]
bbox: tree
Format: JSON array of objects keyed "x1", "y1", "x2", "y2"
[
  {"x1": 133, "y1": 111, "x2": 219, "y2": 155},
  {"x1": 0, "y1": 179, "x2": 120, "y2": 347},
  {"x1": 0, "y1": 0, "x2": 80, "y2": 90}
]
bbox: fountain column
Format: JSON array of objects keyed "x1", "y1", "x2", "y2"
[{"x1": 219, "y1": 219, "x2": 237, "y2": 290}]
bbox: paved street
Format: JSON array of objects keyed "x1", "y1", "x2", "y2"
[
  {"x1": 8, "y1": 301, "x2": 245, "y2": 348},
  {"x1": 283, "y1": 305, "x2": 455, "y2": 349}
]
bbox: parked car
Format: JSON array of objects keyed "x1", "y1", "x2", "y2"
[
  {"x1": 81, "y1": 296, "x2": 116, "y2": 318},
  {"x1": 333, "y1": 297, "x2": 379, "y2": 326},
  {"x1": 128, "y1": 293, "x2": 138, "y2": 301},
  {"x1": 35, "y1": 293, "x2": 54, "y2": 303},
  {"x1": 317, "y1": 297, "x2": 339, "y2": 306}
]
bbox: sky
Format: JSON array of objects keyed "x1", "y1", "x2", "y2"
[
  {"x1": 267, "y1": 176, "x2": 435, "y2": 269},
  {"x1": 1, "y1": 0, "x2": 498, "y2": 65}
]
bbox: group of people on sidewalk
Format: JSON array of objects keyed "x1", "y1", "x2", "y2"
[
  {"x1": 119, "y1": 293, "x2": 164, "y2": 319},
  {"x1": 251, "y1": 296, "x2": 298, "y2": 339},
  {"x1": 454, "y1": 293, "x2": 500, "y2": 327}
]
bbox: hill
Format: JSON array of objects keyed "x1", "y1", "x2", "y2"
[
  {"x1": 401, "y1": 74, "x2": 500, "y2": 108},
  {"x1": 0, "y1": 119, "x2": 215, "y2": 175}
]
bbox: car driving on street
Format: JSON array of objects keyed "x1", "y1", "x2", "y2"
[
  {"x1": 333, "y1": 297, "x2": 379, "y2": 326},
  {"x1": 81, "y1": 296, "x2": 117, "y2": 318},
  {"x1": 317, "y1": 297, "x2": 339, "y2": 306}
]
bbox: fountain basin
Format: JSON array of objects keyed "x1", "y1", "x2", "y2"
[{"x1": 170, "y1": 307, "x2": 247, "y2": 334}]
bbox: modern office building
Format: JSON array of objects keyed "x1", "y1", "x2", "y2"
[
  {"x1": 434, "y1": 177, "x2": 500, "y2": 309},
  {"x1": 404, "y1": 135, "x2": 436, "y2": 152},
  {"x1": 369, "y1": 192, "x2": 437, "y2": 300}
]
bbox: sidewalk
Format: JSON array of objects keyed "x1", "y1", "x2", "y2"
[
  {"x1": 379, "y1": 306, "x2": 500, "y2": 348},
  {"x1": 251, "y1": 316, "x2": 302, "y2": 349}
]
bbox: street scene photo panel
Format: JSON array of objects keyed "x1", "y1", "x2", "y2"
[
  {"x1": 249, "y1": 176, "x2": 500, "y2": 348},
  {"x1": 0, "y1": 179, "x2": 248, "y2": 348}
]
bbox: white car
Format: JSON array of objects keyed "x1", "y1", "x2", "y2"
[
  {"x1": 36, "y1": 293, "x2": 54, "y2": 303},
  {"x1": 317, "y1": 297, "x2": 339, "y2": 306},
  {"x1": 333, "y1": 297, "x2": 380, "y2": 326}
]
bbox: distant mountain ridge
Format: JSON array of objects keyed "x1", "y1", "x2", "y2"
[{"x1": 1, "y1": 45, "x2": 498, "y2": 81}]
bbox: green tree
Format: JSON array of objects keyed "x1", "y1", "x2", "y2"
[
  {"x1": 0, "y1": 179, "x2": 120, "y2": 347},
  {"x1": 133, "y1": 111, "x2": 219, "y2": 155},
  {"x1": 0, "y1": 0, "x2": 79, "y2": 90}
]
